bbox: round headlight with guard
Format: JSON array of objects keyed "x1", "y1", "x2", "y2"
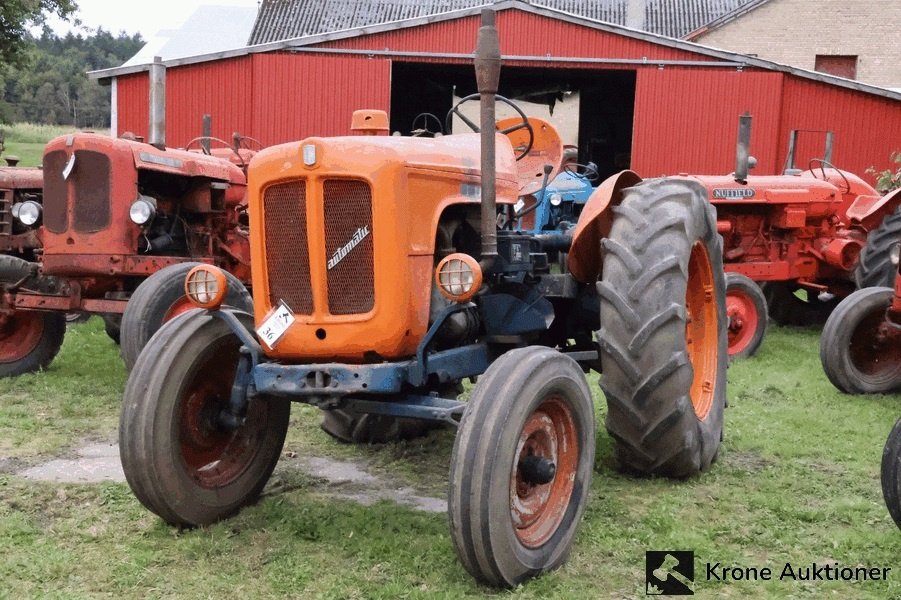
[
  {"x1": 435, "y1": 253, "x2": 483, "y2": 302},
  {"x1": 17, "y1": 200, "x2": 42, "y2": 226},
  {"x1": 129, "y1": 195, "x2": 157, "y2": 225},
  {"x1": 184, "y1": 265, "x2": 228, "y2": 309}
]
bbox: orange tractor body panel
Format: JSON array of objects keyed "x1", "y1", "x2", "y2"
[{"x1": 247, "y1": 132, "x2": 520, "y2": 362}]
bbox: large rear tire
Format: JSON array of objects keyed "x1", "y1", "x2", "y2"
[
  {"x1": 448, "y1": 347, "x2": 595, "y2": 587},
  {"x1": 819, "y1": 287, "x2": 901, "y2": 394},
  {"x1": 855, "y1": 206, "x2": 901, "y2": 289},
  {"x1": 0, "y1": 255, "x2": 66, "y2": 377},
  {"x1": 120, "y1": 262, "x2": 252, "y2": 370},
  {"x1": 598, "y1": 178, "x2": 727, "y2": 478},
  {"x1": 119, "y1": 309, "x2": 289, "y2": 526},
  {"x1": 725, "y1": 272, "x2": 767, "y2": 360},
  {"x1": 881, "y1": 418, "x2": 901, "y2": 530}
]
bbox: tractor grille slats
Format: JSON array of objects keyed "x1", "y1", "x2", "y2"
[
  {"x1": 71, "y1": 150, "x2": 111, "y2": 233},
  {"x1": 262, "y1": 178, "x2": 375, "y2": 317},
  {"x1": 0, "y1": 189, "x2": 11, "y2": 236},
  {"x1": 263, "y1": 180, "x2": 313, "y2": 314},
  {"x1": 42, "y1": 150, "x2": 68, "y2": 233},
  {"x1": 323, "y1": 180, "x2": 374, "y2": 315}
]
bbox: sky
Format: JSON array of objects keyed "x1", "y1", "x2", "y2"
[{"x1": 44, "y1": 0, "x2": 261, "y2": 39}]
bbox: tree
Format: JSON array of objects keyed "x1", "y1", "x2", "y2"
[
  {"x1": 0, "y1": 0, "x2": 78, "y2": 66},
  {"x1": 868, "y1": 152, "x2": 901, "y2": 193}
]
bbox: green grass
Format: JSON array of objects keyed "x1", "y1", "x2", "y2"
[
  {"x1": 0, "y1": 122, "x2": 109, "y2": 167},
  {"x1": 0, "y1": 323, "x2": 899, "y2": 598}
]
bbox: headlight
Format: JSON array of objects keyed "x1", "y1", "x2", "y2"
[
  {"x1": 435, "y1": 253, "x2": 482, "y2": 302},
  {"x1": 11, "y1": 202, "x2": 22, "y2": 219},
  {"x1": 129, "y1": 195, "x2": 157, "y2": 225},
  {"x1": 549, "y1": 193, "x2": 563, "y2": 207},
  {"x1": 17, "y1": 200, "x2": 42, "y2": 226},
  {"x1": 184, "y1": 265, "x2": 228, "y2": 309}
]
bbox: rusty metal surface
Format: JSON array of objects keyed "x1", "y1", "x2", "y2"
[
  {"x1": 263, "y1": 180, "x2": 313, "y2": 314},
  {"x1": 71, "y1": 150, "x2": 111, "y2": 233},
  {"x1": 42, "y1": 150, "x2": 68, "y2": 234},
  {"x1": 323, "y1": 179, "x2": 374, "y2": 315},
  {"x1": 0, "y1": 167, "x2": 43, "y2": 189}
]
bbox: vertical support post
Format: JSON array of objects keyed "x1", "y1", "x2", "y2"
[
  {"x1": 734, "y1": 113, "x2": 752, "y2": 184},
  {"x1": 824, "y1": 131, "x2": 834, "y2": 164},
  {"x1": 148, "y1": 57, "x2": 166, "y2": 149},
  {"x1": 474, "y1": 9, "x2": 500, "y2": 270},
  {"x1": 785, "y1": 129, "x2": 798, "y2": 171},
  {"x1": 201, "y1": 114, "x2": 212, "y2": 154}
]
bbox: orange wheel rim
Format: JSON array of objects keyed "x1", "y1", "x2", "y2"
[
  {"x1": 163, "y1": 296, "x2": 197, "y2": 323},
  {"x1": 685, "y1": 242, "x2": 718, "y2": 420},
  {"x1": 510, "y1": 395, "x2": 578, "y2": 548},
  {"x1": 726, "y1": 288, "x2": 759, "y2": 356},
  {"x1": 0, "y1": 312, "x2": 45, "y2": 364}
]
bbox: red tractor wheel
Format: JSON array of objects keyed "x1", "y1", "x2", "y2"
[
  {"x1": 725, "y1": 272, "x2": 767, "y2": 360},
  {"x1": 882, "y1": 418, "x2": 901, "y2": 530},
  {"x1": 598, "y1": 178, "x2": 727, "y2": 477},
  {"x1": 448, "y1": 347, "x2": 595, "y2": 587},
  {"x1": 0, "y1": 255, "x2": 66, "y2": 377},
  {"x1": 819, "y1": 287, "x2": 901, "y2": 394},
  {"x1": 855, "y1": 206, "x2": 901, "y2": 289},
  {"x1": 119, "y1": 309, "x2": 289, "y2": 526},
  {"x1": 120, "y1": 262, "x2": 252, "y2": 370}
]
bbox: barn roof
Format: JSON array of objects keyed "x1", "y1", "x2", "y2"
[
  {"x1": 248, "y1": 0, "x2": 768, "y2": 43},
  {"x1": 87, "y1": 0, "x2": 900, "y2": 103}
]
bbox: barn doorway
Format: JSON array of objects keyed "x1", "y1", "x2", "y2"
[{"x1": 390, "y1": 62, "x2": 636, "y2": 180}]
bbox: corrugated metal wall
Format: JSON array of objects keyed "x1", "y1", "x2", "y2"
[
  {"x1": 114, "y1": 7, "x2": 900, "y2": 181},
  {"x1": 632, "y1": 69, "x2": 784, "y2": 176}
]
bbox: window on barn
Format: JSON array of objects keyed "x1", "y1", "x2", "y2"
[{"x1": 814, "y1": 55, "x2": 858, "y2": 80}]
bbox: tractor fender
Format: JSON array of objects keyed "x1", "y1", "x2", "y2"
[
  {"x1": 845, "y1": 188, "x2": 901, "y2": 231},
  {"x1": 567, "y1": 170, "x2": 642, "y2": 283}
]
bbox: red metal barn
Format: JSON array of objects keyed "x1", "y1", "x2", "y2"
[{"x1": 93, "y1": 1, "x2": 901, "y2": 183}]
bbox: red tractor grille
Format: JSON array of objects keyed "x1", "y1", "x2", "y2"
[
  {"x1": 71, "y1": 150, "x2": 111, "y2": 233},
  {"x1": 263, "y1": 180, "x2": 313, "y2": 314},
  {"x1": 42, "y1": 150, "x2": 68, "y2": 233},
  {"x1": 0, "y1": 189, "x2": 11, "y2": 237},
  {"x1": 323, "y1": 179, "x2": 374, "y2": 315}
]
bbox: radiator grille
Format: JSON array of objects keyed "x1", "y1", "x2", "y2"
[
  {"x1": 71, "y1": 150, "x2": 111, "y2": 233},
  {"x1": 0, "y1": 189, "x2": 11, "y2": 237},
  {"x1": 42, "y1": 150, "x2": 68, "y2": 233},
  {"x1": 263, "y1": 180, "x2": 313, "y2": 314},
  {"x1": 323, "y1": 179, "x2": 374, "y2": 315}
]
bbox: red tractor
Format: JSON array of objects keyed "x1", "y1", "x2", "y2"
[
  {"x1": 818, "y1": 247, "x2": 901, "y2": 533},
  {"x1": 0, "y1": 64, "x2": 259, "y2": 377},
  {"x1": 681, "y1": 118, "x2": 901, "y2": 359},
  {"x1": 0, "y1": 142, "x2": 44, "y2": 262},
  {"x1": 117, "y1": 11, "x2": 728, "y2": 587}
]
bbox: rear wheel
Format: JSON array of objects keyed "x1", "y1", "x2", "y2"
[
  {"x1": 725, "y1": 272, "x2": 767, "y2": 359},
  {"x1": 819, "y1": 287, "x2": 901, "y2": 394},
  {"x1": 0, "y1": 255, "x2": 66, "y2": 377},
  {"x1": 855, "y1": 206, "x2": 901, "y2": 289},
  {"x1": 120, "y1": 262, "x2": 252, "y2": 370},
  {"x1": 598, "y1": 179, "x2": 727, "y2": 477},
  {"x1": 448, "y1": 347, "x2": 595, "y2": 587},
  {"x1": 881, "y1": 418, "x2": 901, "y2": 530},
  {"x1": 119, "y1": 309, "x2": 289, "y2": 526}
]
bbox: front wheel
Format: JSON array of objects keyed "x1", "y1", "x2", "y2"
[
  {"x1": 448, "y1": 347, "x2": 595, "y2": 588},
  {"x1": 119, "y1": 309, "x2": 290, "y2": 526},
  {"x1": 819, "y1": 287, "x2": 901, "y2": 394},
  {"x1": 0, "y1": 255, "x2": 66, "y2": 377},
  {"x1": 882, "y1": 418, "x2": 901, "y2": 530},
  {"x1": 598, "y1": 178, "x2": 727, "y2": 477},
  {"x1": 725, "y1": 272, "x2": 767, "y2": 360},
  {"x1": 120, "y1": 262, "x2": 252, "y2": 370}
]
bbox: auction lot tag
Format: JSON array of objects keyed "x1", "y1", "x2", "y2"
[{"x1": 256, "y1": 301, "x2": 295, "y2": 348}]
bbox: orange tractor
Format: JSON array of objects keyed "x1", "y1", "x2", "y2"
[
  {"x1": 119, "y1": 10, "x2": 727, "y2": 587},
  {"x1": 0, "y1": 61, "x2": 261, "y2": 377},
  {"x1": 680, "y1": 118, "x2": 901, "y2": 359},
  {"x1": 0, "y1": 146, "x2": 44, "y2": 263}
]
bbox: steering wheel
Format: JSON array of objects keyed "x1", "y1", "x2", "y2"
[
  {"x1": 808, "y1": 158, "x2": 851, "y2": 194},
  {"x1": 445, "y1": 93, "x2": 534, "y2": 160},
  {"x1": 235, "y1": 134, "x2": 264, "y2": 151},
  {"x1": 184, "y1": 136, "x2": 245, "y2": 168},
  {"x1": 563, "y1": 161, "x2": 600, "y2": 182},
  {"x1": 410, "y1": 113, "x2": 444, "y2": 137}
]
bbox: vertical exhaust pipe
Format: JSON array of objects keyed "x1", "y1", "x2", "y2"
[
  {"x1": 201, "y1": 114, "x2": 212, "y2": 154},
  {"x1": 734, "y1": 113, "x2": 752, "y2": 184},
  {"x1": 148, "y1": 56, "x2": 166, "y2": 149},
  {"x1": 474, "y1": 9, "x2": 500, "y2": 269}
]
